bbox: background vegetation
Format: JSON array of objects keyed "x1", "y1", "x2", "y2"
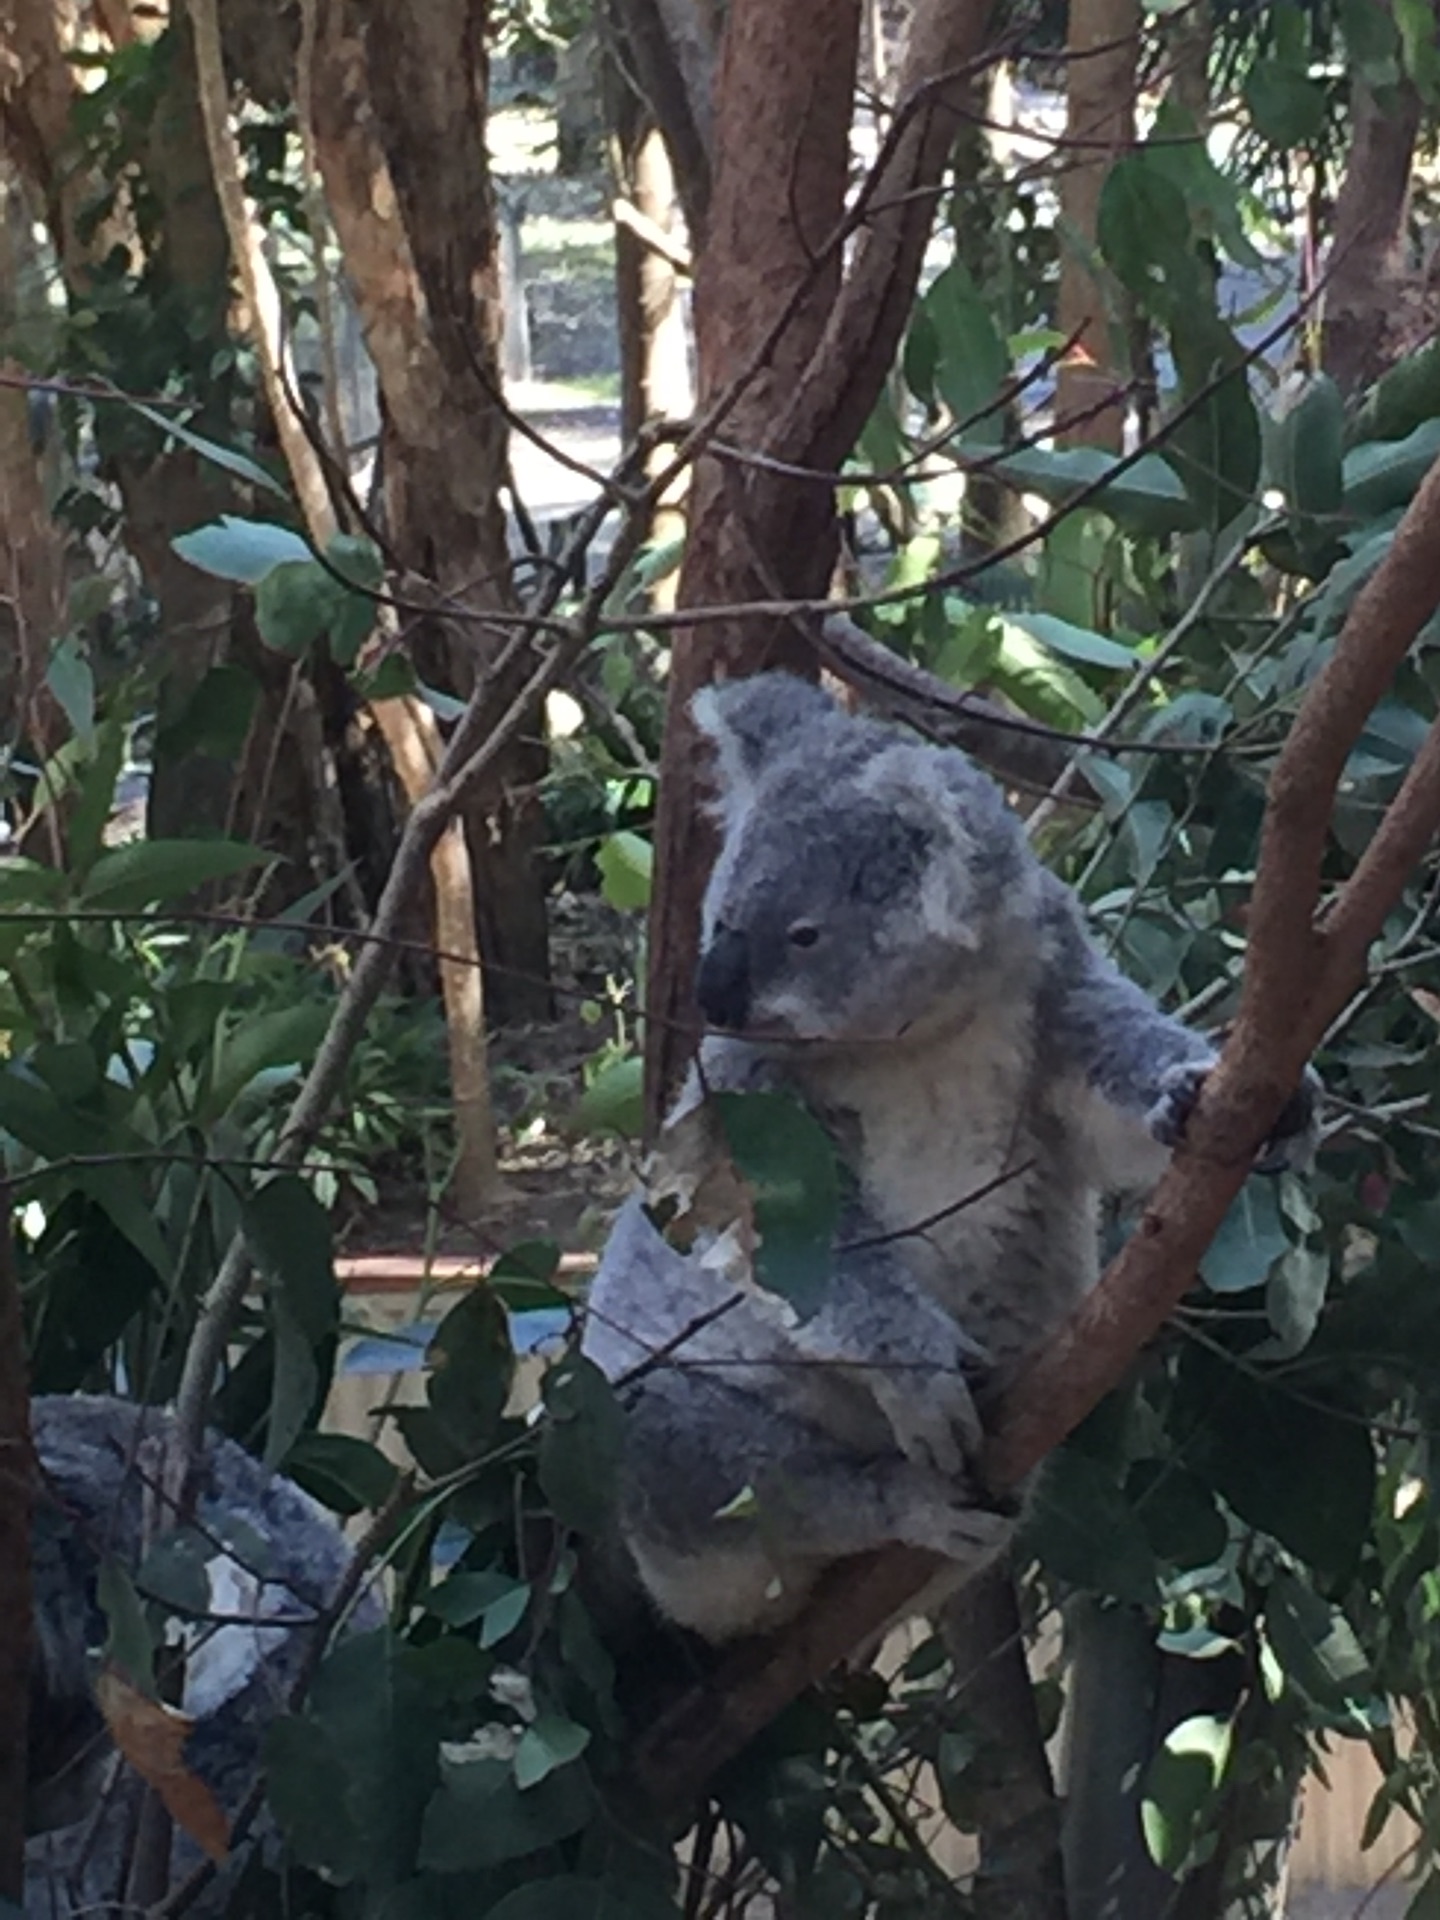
[{"x1": 6, "y1": 0, "x2": 1440, "y2": 1915}]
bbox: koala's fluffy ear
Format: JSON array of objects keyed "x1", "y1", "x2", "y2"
[
  {"x1": 691, "y1": 673, "x2": 841, "y2": 815},
  {"x1": 858, "y1": 742, "x2": 1019, "y2": 947}
]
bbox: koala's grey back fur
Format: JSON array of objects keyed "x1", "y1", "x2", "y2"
[
  {"x1": 583, "y1": 673, "x2": 1317, "y2": 1643},
  {"x1": 25, "y1": 1393, "x2": 382, "y2": 1919}
]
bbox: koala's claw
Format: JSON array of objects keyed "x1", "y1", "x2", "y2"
[
  {"x1": 1147, "y1": 1061, "x2": 1211, "y2": 1150},
  {"x1": 1147, "y1": 1061, "x2": 1322, "y2": 1172}
]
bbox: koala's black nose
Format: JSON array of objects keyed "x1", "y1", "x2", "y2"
[{"x1": 696, "y1": 926, "x2": 751, "y2": 1029}]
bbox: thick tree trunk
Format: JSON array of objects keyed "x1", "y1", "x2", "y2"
[
  {"x1": 642, "y1": 0, "x2": 863, "y2": 1124},
  {"x1": 1323, "y1": 5, "x2": 1428, "y2": 398},
  {"x1": 1055, "y1": 0, "x2": 1139, "y2": 450},
  {"x1": 642, "y1": 0, "x2": 997, "y2": 1121},
  {"x1": 313, "y1": 0, "x2": 553, "y2": 1027},
  {"x1": 942, "y1": 1568, "x2": 1068, "y2": 1920}
]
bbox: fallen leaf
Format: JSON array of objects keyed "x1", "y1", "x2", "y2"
[{"x1": 95, "y1": 1664, "x2": 231, "y2": 1861}]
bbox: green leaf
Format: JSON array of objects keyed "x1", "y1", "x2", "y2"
[
  {"x1": 66, "y1": 714, "x2": 126, "y2": 879},
  {"x1": 1098, "y1": 155, "x2": 1200, "y2": 322},
  {"x1": 596, "y1": 831, "x2": 653, "y2": 911},
  {"x1": 1165, "y1": 323, "x2": 1262, "y2": 534},
  {"x1": 1350, "y1": 335, "x2": 1440, "y2": 445},
  {"x1": 925, "y1": 260, "x2": 1009, "y2": 441},
  {"x1": 303, "y1": 1632, "x2": 442, "y2": 1888},
  {"x1": 1243, "y1": 58, "x2": 1328, "y2": 148},
  {"x1": 172, "y1": 515, "x2": 311, "y2": 583},
  {"x1": 1405, "y1": 1877, "x2": 1440, "y2": 1920},
  {"x1": 46, "y1": 635, "x2": 95, "y2": 749},
  {"x1": 1141, "y1": 1714, "x2": 1233, "y2": 1875},
  {"x1": 712, "y1": 1090, "x2": 841, "y2": 1320},
  {"x1": 573, "y1": 1053, "x2": 644, "y2": 1139},
  {"x1": 207, "y1": 1003, "x2": 328, "y2": 1117},
  {"x1": 1000, "y1": 611, "x2": 1139, "y2": 671},
  {"x1": 985, "y1": 444, "x2": 1199, "y2": 539},
  {"x1": 284, "y1": 1431, "x2": 398, "y2": 1516},
  {"x1": 1023, "y1": 1445, "x2": 1159, "y2": 1604},
  {"x1": 1182, "y1": 1352, "x2": 1375, "y2": 1582},
  {"x1": 1264, "y1": 1570, "x2": 1380, "y2": 1729},
  {"x1": 255, "y1": 559, "x2": 339, "y2": 658},
  {"x1": 1127, "y1": 1460, "x2": 1228, "y2": 1570},
  {"x1": 539, "y1": 1353, "x2": 625, "y2": 1535},
  {"x1": 513, "y1": 1713, "x2": 592, "y2": 1790},
  {"x1": 1200, "y1": 1180, "x2": 1290, "y2": 1293},
  {"x1": 426, "y1": 1286, "x2": 514, "y2": 1458},
  {"x1": 419, "y1": 1752, "x2": 592, "y2": 1871},
  {"x1": 97, "y1": 1556, "x2": 156, "y2": 1692},
  {"x1": 264, "y1": 1715, "x2": 363, "y2": 1877},
  {"x1": 1260, "y1": 1245, "x2": 1329, "y2": 1359},
  {"x1": 1342, "y1": 416, "x2": 1440, "y2": 520},
  {"x1": 480, "y1": 1880, "x2": 657, "y2": 1920},
  {"x1": 488, "y1": 1240, "x2": 567, "y2": 1311},
  {"x1": 1282, "y1": 374, "x2": 1346, "y2": 520},
  {"x1": 155, "y1": 663, "x2": 260, "y2": 762},
  {"x1": 245, "y1": 1175, "x2": 338, "y2": 1347},
  {"x1": 430, "y1": 1572, "x2": 531, "y2": 1647},
  {"x1": 131, "y1": 404, "x2": 288, "y2": 497},
  {"x1": 0, "y1": 858, "x2": 67, "y2": 908},
  {"x1": 80, "y1": 837, "x2": 268, "y2": 910}
]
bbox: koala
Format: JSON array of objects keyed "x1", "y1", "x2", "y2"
[
  {"x1": 25, "y1": 1393, "x2": 383, "y2": 1919},
  {"x1": 582, "y1": 673, "x2": 1317, "y2": 1644}
]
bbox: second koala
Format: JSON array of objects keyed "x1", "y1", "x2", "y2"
[{"x1": 583, "y1": 673, "x2": 1314, "y2": 1642}]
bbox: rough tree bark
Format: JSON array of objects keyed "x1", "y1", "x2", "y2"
[
  {"x1": 1322, "y1": 0, "x2": 1431, "y2": 397},
  {"x1": 643, "y1": 0, "x2": 999, "y2": 1123},
  {"x1": 312, "y1": 0, "x2": 553, "y2": 1026},
  {"x1": 604, "y1": 0, "x2": 719, "y2": 243},
  {"x1": 943, "y1": 1568, "x2": 1067, "y2": 1920},
  {"x1": 1055, "y1": 0, "x2": 1138, "y2": 449}
]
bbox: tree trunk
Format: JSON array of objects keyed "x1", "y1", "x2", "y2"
[
  {"x1": 1055, "y1": 0, "x2": 1139, "y2": 450},
  {"x1": 642, "y1": 0, "x2": 997, "y2": 1122},
  {"x1": 942, "y1": 1567, "x2": 1068, "y2": 1920},
  {"x1": 642, "y1": 0, "x2": 863, "y2": 1124},
  {"x1": 605, "y1": 0, "x2": 719, "y2": 244},
  {"x1": 313, "y1": 0, "x2": 553, "y2": 1027},
  {"x1": 611, "y1": 65, "x2": 692, "y2": 606},
  {"x1": 1323, "y1": 3, "x2": 1428, "y2": 398}
]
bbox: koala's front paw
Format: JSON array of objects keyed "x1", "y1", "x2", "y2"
[
  {"x1": 1147, "y1": 1061, "x2": 1214, "y2": 1149},
  {"x1": 1255, "y1": 1067, "x2": 1323, "y2": 1173},
  {"x1": 874, "y1": 1369, "x2": 984, "y2": 1478},
  {"x1": 1148, "y1": 1061, "x2": 1322, "y2": 1172}
]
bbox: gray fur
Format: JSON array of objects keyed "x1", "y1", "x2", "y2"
[
  {"x1": 25, "y1": 1393, "x2": 382, "y2": 1918},
  {"x1": 583, "y1": 673, "x2": 1318, "y2": 1641}
]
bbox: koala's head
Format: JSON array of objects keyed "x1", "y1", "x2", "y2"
[{"x1": 691, "y1": 673, "x2": 1040, "y2": 1044}]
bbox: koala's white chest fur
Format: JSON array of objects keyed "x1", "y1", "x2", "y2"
[{"x1": 795, "y1": 994, "x2": 1100, "y2": 1376}]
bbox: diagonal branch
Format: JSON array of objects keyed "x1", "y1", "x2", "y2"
[{"x1": 632, "y1": 451, "x2": 1440, "y2": 1814}]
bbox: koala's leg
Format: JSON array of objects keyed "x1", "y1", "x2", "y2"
[{"x1": 619, "y1": 1374, "x2": 1010, "y2": 1643}]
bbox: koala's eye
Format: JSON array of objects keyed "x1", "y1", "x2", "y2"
[{"x1": 787, "y1": 922, "x2": 821, "y2": 950}]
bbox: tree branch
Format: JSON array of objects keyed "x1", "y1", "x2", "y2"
[{"x1": 632, "y1": 444, "x2": 1440, "y2": 1816}]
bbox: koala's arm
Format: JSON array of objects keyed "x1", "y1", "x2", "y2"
[{"x1": 1040, "y1": 882, "x2": 1317, "y2": 1192}]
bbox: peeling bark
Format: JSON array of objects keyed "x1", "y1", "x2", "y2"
[
  {"x1": 313, "y1": 0, "x2": 553, "y2": 1025},
  {"x1": 1054, "y1": 0, "x2": 1138, "y2": 450}
]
